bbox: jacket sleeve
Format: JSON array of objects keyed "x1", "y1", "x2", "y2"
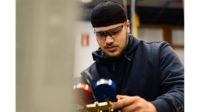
[{"x1": 152, "y1": 43, "x2": 184, "y2": 112}]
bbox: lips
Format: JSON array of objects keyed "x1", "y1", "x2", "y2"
[{"x1": 105, "y1": 46, "x2": 117, "y2": 52}]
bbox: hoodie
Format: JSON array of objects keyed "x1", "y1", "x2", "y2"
[{"x1": 81, "y1": 35, "x2": 184, "y2": 112}]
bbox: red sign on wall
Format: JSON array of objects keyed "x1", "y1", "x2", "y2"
[{"x1": 81, "y1": 33, "x2": 90, "y2": 47}]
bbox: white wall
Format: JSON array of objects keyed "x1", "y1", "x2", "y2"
[
  {"x1": 74, "y1": 21, "x2": 99, "y2": 78},
  {"x1": 172, "y1": 29, "x2": 184, "y2": 64},
  {"x1": 138, "y1": 28, "x2": 163, "y2": 42},
  {"x1": 172, "y1": 29, "x2": 184, "y2": 45}
]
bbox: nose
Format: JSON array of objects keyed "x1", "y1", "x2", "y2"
[{"x1": 105, "y1": 35, "x2": 114, "y2": 44}]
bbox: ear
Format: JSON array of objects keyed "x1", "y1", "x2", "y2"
[{"x1": 126, "y1": 20, "x2": 130, "y2": 33}]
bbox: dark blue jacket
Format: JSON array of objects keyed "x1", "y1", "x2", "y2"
[{"x1": 81, "y1": 35, "x2": 184, "y2": 112}]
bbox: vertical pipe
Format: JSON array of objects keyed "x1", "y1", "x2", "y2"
[{"x1": 16, "y1": 0, "x2": 79, "y2": 112}]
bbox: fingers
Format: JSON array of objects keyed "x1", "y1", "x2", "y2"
[
  {"x1": 112, "y1": 99, "x2": 131, "y2": 110},
  {"x1": 114, "y1": 96, "x2": 157, "y2": 112},
  {"x1": 121, "y1": 101, "x2": 142, "y2": 112},
  {"x1": 116, "y1": 95, "x2": 129, "y2": 100},
  {"x1": 112, "y1": 95, "x2": 139, "y2": 109}
]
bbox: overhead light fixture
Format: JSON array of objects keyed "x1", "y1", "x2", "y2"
[{"x1": 81, "y1": 0, "x2": 92, "y2": 3}]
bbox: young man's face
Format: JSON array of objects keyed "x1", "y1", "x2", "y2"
[{"x1": 94, "y1": 21, "x2": 130, "y2": 58}]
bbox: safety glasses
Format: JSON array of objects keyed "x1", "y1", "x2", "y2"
[{"x1": 94, "y1": 24, "x2": 124, "y2": 40}]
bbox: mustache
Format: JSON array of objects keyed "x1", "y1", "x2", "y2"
[{"x1": 104, "y1": 45, "x2": 117, "y2": 48}]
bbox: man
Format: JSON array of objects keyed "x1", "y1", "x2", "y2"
[{"x1": 81, "y1": 0, "x2": 184, "y2": 112}]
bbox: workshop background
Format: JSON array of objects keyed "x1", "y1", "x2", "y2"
[{"x1": 16, "y1": 0, "x2": 184, "y2": 112}]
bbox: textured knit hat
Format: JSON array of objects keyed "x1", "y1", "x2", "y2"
[{"x1": 91, "y1": 0, "x2": 127, "y2": 27}]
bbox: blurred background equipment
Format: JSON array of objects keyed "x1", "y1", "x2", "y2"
[{"x1": 73, "y1": 83, "x2": 93, "y2": 105}]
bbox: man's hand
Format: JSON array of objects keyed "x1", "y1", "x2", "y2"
[{"x1": 112, "y1": 95, "x2": 157, "y2": 112}]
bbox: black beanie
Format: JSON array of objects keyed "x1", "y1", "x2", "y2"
[{"x1": 91, "y1": 0, "x2": 127, "y2": 27}]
